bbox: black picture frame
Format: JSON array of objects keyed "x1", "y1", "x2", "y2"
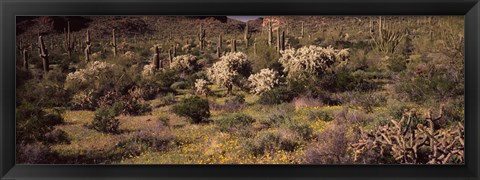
[{"x1": 1, "y1": 0, "x2": 479, "y2": 179}]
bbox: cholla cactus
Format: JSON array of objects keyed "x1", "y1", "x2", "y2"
[
  {"x1": 248, "y1": 68, "x2": 280, "y2": 95},
  {"x1": 170, "y1": 54, "x2": 197, "y2": 72},
  {"x1": 71, "y1": 90, "x2": 95, "y2": 109},
  {"x1": 142, "y1": 64, "x2": 156, "y2": 78},
  {"x1": 66, "y1": 61, "x2": 116, "y2": 86},
  {"x1": 195, "y1": 79, "x2": 210, "y2": 95},
  {"x1": 279, "y1": 45, "x2": 349, "y2": 80},
  {"x1": 124, "y1": 51, "x2": 136, "y2": 59},
  {"x1": 207, "y1": 52, "x2": 251, "y2": 95}
]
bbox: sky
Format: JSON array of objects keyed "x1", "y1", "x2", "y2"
[{"x1": 227, "y1": 16, "x2": 263, "y2": 22}]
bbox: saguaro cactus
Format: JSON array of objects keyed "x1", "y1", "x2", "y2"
[
  {"x1": 268, "y1": 20, "x2": 273, "y2": 46},
  {"x1": 280, "y1": 31, "x2": 285, "y2": 51},
  {"x1": 197, "y1": 24, "x2": 206, "y2": 50},
  {"x1": 38, "y1": 35, "x2": 49, "y2": 73},
  {"x1": 217, "y1": 34, "x2": 223, "y2": 58},
  {"x1": 111, "y1": 29, "x2": 117, "y2": 57},
  {"x1": 168, "y1": 48, "x2": 173, "y2": 67},
  {"x1": 231, "y1": 39, "x2": 237, "y2": 52},
  {"x1": 244, "y1": 22, "x2": 250, "y2": 49},
  {"x1": 276, "y1": 29, "x2": 280, "y2": 52},
  {"x1": 22, "y1": 49, "x2": 29, "y2": 70},
  {"x1": 64, "y1": 21, "x2": 75, "y2": 59},
  {"x1": 153, "y1": 46, "x2": 161, "y2": 69},
  {"x1": 84, "y1": 29, "x2": 92, "y2": 61},
  {"x1": 301, "y1": 21, "x2": 305, "y2": 37}
]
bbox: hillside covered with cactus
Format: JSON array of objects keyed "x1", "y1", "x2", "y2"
[{"x1": 16, "y1": 16, "x2": 464, "y2": 164}]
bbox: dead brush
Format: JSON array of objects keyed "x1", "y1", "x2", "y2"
[{"x1": 292, "y1": 96, "x2": 324, "y2": 109}]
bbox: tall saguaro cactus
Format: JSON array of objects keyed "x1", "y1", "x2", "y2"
[
  {"x1": 280, "y1": 31, "x2": 285, "y2": 51},
  {"x1": 153, "y1": 46, "x2": 161, "y2": 69},
  {"x1": 217, "y1": 34, "x2": 223, "y2": 58},
  {"x1": 38, "y1": 35, "x2": 49, "y2": 73},
  {"x1": 84, "y1": 29, "x2": 92, "y2": 61},
  {"x1": 197, "y1": 24, "x2": 206, "y2": 50},
  {"x1": 276, "y1": 29, "x2": 280, "y2": 52},
  {"x1": 22, "y1": 49, "x2": 29, "y2": 70},
  {"x1": 111, "y1": 29, "x2": 117, "y2": 57},
  {"x1": 231, "y1": 39, "x2": 236, "y2": 52},
  {"x1": 301, "y1": 21, "x2": 305, "y2": 37},
  {"x1": 244, "y1": 22, "x2": 250, "y2": 49},
  {"x1": 64, "y1": 21, "x2": 75, "y2": 60},
  {"x1": 268, "y1": 20, "x2": 273, "y2": 46}
]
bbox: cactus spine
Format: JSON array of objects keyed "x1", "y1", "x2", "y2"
[
  {"x1": 38, "y1": 35, "x2": 49, "y2": 73},
  {"x1": 84, "y1": 29, "x2": 91, "y2": 61},
  {"x1": 112, "y1": 29, "x2": 117, "y2": 57}
]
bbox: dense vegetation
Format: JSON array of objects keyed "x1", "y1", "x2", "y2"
[{"x1": 16, "y1": 16, "x2": 464, "y2": 164}]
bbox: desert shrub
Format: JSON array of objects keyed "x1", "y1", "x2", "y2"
[
  {"x1": 442, "y1": 96, "x2": 464, "y2": 125},
  {"x1": 292, "y1": 96, "x2": 324, "y2": 109},
  {"x1": 214, "y1": 94, "x2": 246, "y2": 112},
  {"x1": 207, "y1": 52, "x2": 252, "y2": 95},
  {"x1": 170, "y1": 81, "x2": 188, "y2": 90},
  {"x1": 16, "y1": 102, "x2": 64, "y2": 144},
  {"x1": 244, "y1": 129, "x2": 301, "y2": 156},
  {"x1": 90, "y1": 106, "x2": 121, "y2": 133},
  {"x1": 71, "y1": 90, "x2": 96, "y2": 110},
  {"x1": 387, "y1": 54, "x2": 408, "y2": 72},
  {"x1": 159, "y1": 93, "x2": 176, "y2": 106},
  {"x1": 350, "y1": 92, "x2": 387, "y2": 113},
  {"x1": 16, "y1": 143, "x2": 57, "y2": 164},
  {"x1": 308, "y1": 110, "x2": 334, "y2": 122},
  {"x1": 44, "y1": 129, "x2": 70, "y2": 144},
  {"x1": 117, "y1": 129, "x2": 173, "y2": 156},
  {"x1": 172, "y1": 96, "x2": 210, "y2": 123},
  {"x1": 248, "y1": 68, "x2": 281, "y2": 95},
  {"x1": 250, "y1": 43, "x2": 280, "y2": 72},
  {"x1": 396, "y1": 54, "x2": 463, "y2": 103},
  {"x1": 154, "y1": 69, "x2": 180, "y2": 90},
  {"x1": 258, "y1": 86, "x2": 295, "y2": 105},
  {"x1": 17, "y1": 72, "x2": 70, "y2": 108},
  {"x1": 303, "y1": 123, "x2": 351, "y2": 164},
  {"x1": 96, "y1": 89, "x2": 152, "y2": 116},
  {"x1": 216, "y1": 113, "x2": 255, "y2": 132},
  {"x1": 281, "y1": 119, "x2": 313, "y2": 140}
]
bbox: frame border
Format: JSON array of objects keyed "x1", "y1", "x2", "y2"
[{"x1": 1, "y1": 0, "x2": 479, "y2": 179}]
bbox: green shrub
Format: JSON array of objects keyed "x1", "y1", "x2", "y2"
[
  {"x1": 244, "y1": 129, "x2": 300, "y2": 156},
  {"x1": 160, "y1": 93, "x2": 176, "y2": 106},
  {"x1": 154, "y1": 69, "x2": 180, "y2": 90},
  {"x1": 90, "y1": 106, "x2": 121, "y2": 133},
  {"x1": 170, "y1": 81, "x2": 188, "y2": 90},
  {"x1": 258, "y1": 86, "x2": 295, "y2": 105},
  {"x1": 216, "y1": 113, "x2": 255, "y2": 132},
  {"x1": 44, "y1": 129, "x2": 70, "y2": 144},
  {"x1": 172, "y1": 96, "x2": 210, "y2": 123},
  {"x1": 308, "y1": 110, "x2": 334, "y2": 122},
  {"x1": 16, "y1": 102, "x2": 64, "y2": 144},
  {"x1": 387, "y1": 54, "x2": 407, "y2": 72}
]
